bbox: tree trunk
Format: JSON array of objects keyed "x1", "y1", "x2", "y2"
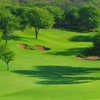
[
  {"x1": 7, "y1": 63, "x2": 9, "y2": 71},
  {"x1": 34, "y1": 27, "x2": 39, "y2": 40},
  {"x1": 3, "y1": 31, "x2": 8, "y2": 48},
  {"x1": 36, "y1": 32, "x2": 38, "y2": 40},
  {"x1": 5, "y1": 39, "x2": 8, "y2": 48}
]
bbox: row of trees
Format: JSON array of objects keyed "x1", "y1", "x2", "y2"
[
  {"x1": 0, "y1": 4, "x2": 100, "y2": 70},
  {"x1": 0, "y1": 34, "x2": 14, "y2": 71},
  {"x1": 0, "y1": 5, "x2": 64, "y2": 71},
  {"x1": 0, "y1": 6, "x2": 57, "y2": 46},
  {"x1": 64, "y1": 6, "x2": 100, "y2": 31},
  {"x1": 0, "y1": 5, "x2": 100, "y2": 46},
  {"x1": 0, "y1": 5, "x2": 58, "y2": 71},
  {"x1": 1, "y1": 0, "x2": 100, "y2": 8}
]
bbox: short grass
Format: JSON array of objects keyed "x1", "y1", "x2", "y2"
[{"x1": 0, "y1": 28, "x2": 100, "y2": 100}]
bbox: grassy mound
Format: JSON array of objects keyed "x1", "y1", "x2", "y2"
[{"x1": 0, "y1": 29, "x2": 100, "y2": 100}]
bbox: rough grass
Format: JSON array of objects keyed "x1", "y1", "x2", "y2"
[{"x1": 0, "y1": 29, "x2": 100, "y2": 100}]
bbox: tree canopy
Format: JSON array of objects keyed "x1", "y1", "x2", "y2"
[{"x1": 27, "y1": 7, "x2": 55, "y2": 39}]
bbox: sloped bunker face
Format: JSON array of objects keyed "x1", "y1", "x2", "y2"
[
  {"x1": 17, "y1": 44, "x2": 51, "y2": 51},
  {"x1": 76, "y1": 56, "x2": 100, "y2": 60},
  {"x1": 34, "y1": 45, "x2": 50, "y2": 51},
  {"x1": 85, "y1": 56, "x2": 100, "y2": 60},
  {"x1": 17, "y1": 44, "x2": 27, "y2": 49}
]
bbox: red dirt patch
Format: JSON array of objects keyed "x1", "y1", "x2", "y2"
[
  {"x1": 17, "y1": 44, "x2": 27, "y2": 49},
  {"x1": 35, "y1": 45, "x2": 45, "y2": 51},
  {"x1": 76, "y1": 56, "x2": 84, "y2": 60},
  {"x1": 76, "y1": 56, "x2": 100, "y2": 60},
  {"x1": 34, "y1": 45, "x2": 50, "y2": 51},
  {"x1": 85, "y1": 56, "x2": 100, "y2": 60},
  {"x1": 17, "y1": 44, "x2": 50, "y2": 51}
]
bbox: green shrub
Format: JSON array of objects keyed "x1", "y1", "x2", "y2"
[
  {"x1": 0, "y1": 10, "x2": 19, "y2": 47},
  {"x1": 0, "y1": 45, "x2": 15, "y2": 71},
  {"x1": 79, "y1": 33, "x2": 100, "y2": 57},
  {"x1": 27, "y1": 7, "x2": 55, "y2": 40},
  {"x1": 64, "y1": 7, "x2": 79, "y2": 29},
  {"x1": 44, "y1": 6, "x2": 64, "y2": 28},
  {"x1": 93, "y1": 34, "x2": 100, "y2": 48},
  {"x1": 79, "y1": 6, "x2": 100, "y2": 32}
]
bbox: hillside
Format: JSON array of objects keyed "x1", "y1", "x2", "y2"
[
  {"x1": 0, "y1": 29, "x2": 100, "y2": 100},
  {"x1": 0, "y1": 0, "x2": 100, "y2": 100},
  {"x1": 0, "y1": 0, "x2": 100, "y2": 7}
]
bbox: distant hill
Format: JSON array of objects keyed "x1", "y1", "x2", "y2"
[{"x1": 0, "y1": 0, "x2": 100, "y2": 7}]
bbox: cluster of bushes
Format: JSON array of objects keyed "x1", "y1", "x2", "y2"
[
  {"x1": 64, "y1": 6, "x2": 100, "y2": 32},
  {"x1": 79, "y1": 33, "x2": 100, "y2": 57},
  {"x1": 0, "y1": 5, "x2": 63, "y2": 70},
  {"x1": 0, "y1": 4, "x2": 100, "y2": 37},
  {"x1": 0, "y1": 5, "x2": 58, "y2": 43},
  {"x1": 0, "y1": 34, "x2": 14, "y2": 71},
  {"x1": 93, "y1": 34, "x2": 100, "y2": 49},
  {"x1": 0, "y1": 3, "x2": 100, "y2": 65},
  {"x1": 0, "y1": 4, "x2": 64, "y2": 70}
]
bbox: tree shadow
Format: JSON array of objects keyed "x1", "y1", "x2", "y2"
[
  {"x1": 7, "y1": 35, "x2": 32, "y2": 41},
  {"x1": 13, "y1": 66, "x2": 100, "y2": 85},
  {"x1": 48, "y1": 48, "x2": 85, "y2": 56},
  {"x1": 69, "y1": 35, "x2": 93, "y2": 42},
  {"x1": 7, "y1": 35, "x2": 25, "y2": 41}
]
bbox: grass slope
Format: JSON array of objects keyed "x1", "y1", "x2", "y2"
[{"x1": 0, "y1": 29, "x2": 100, "y2": 100}]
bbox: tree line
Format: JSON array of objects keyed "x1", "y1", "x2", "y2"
[
  {"x1": 0, "y1": 4, "x2": 100, "y2": 41},
  {"x1": 0, "y1": 3, "x2": 100, "y2": 70}
]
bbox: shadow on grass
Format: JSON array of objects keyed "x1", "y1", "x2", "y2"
[
  {"x1": 2, "y1": 35, "x2": 24, "y2": 41},
  {"x1": 69, "y1": 35, "x2": 93, "y2": 42},
  {"x1": 48, "y1": 48, "x2": 85, "y2": 56},
  {"x1": 13, "y1": 66, "x2": 100, "y2": 85},
  {"x1": 6, "y1": 35, "x2": 33, "y2": 41},
  {"x1": 8, "y1": 35, "x2": 24, "y2": 41}
]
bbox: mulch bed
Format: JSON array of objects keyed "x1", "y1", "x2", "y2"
[{"x1": 76, "y1": 56, "x2": 100, "y2": 60}]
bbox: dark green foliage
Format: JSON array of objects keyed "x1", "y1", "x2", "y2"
[
  {"x1": 0, "y1": 10, "x2": 19, "y2": 46},
  {"x1": 0, "y1": 36, "x2": 14, "y2": 71},
  {"x1": 0, "y1": 10, "x2": 18, "y2": 33},
  {"x1": 78, "y1": 6, "x2": 100, "y2": 31},
  {"x1": 6, "y1": 6, "x2": 29, "y2": 30},
  {"x1": 28, "y1": 7, "x2": 55, "y2": 29},
  {"x1": 44, "y1": 6, "x2": 64, "y2": 28},
  {"x1": 27, "y1": 7, "x2": 55, "y2": 39},
  {"x1": 79, "y1": 34, "x2": 100, "y2": 57},
  {"x1": 64, "y1": 6, "x2": 100, "y2": 32},
  {"x1": 1, "y1": 1, "x2": 100, "y2": 33},
  {"x1": 0, "y1": 48, "x2": 15, "y2": 71},
  {"x1": 64, "y1": 7, "x2": 79, "y2": 29},
  {"x1": 93, "y1": 34, "x2": 100, "y2": 48},
  {"x1": 81, "y1": 47, "x2": 100, "y2": 57},
  {"x1": 15, "y1": 7, "x2": 29, "y2": 30}
]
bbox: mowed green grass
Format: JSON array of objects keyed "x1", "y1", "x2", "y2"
[{"x1": 0, "y1": 29, "x2": 100, "y2": 100}]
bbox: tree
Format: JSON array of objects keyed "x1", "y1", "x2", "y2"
[
  {"x1": 14, "y1": 7, "x2": 29, "y2": 30},
  {"x1": 0, "y1": 47, "x2": 15, "y2": 71},
  {"x1": 79, "y1": 6, "x2": 100, "y2": 31},
  {"x1": 0, "y1": 34, "x2": 14, "y2": 71},
  {"x1": 93, "y1": 33, "x2": 100, "y2": 49},
  {"x1": 6, "y1": 6, "x2": 29, "y2": 30},
  {"x1": 44, "y1": 6, "x2": 64, "y2": 28},
  {"x1": 64, "y1": 7, "x2": 79, "y2": 29},
  {"x1": 27, "y1": 7, "x2": 55, "y2": 40},
  {"x1": 0, "y1": 10, "x2": 19, "y2": 47}
]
